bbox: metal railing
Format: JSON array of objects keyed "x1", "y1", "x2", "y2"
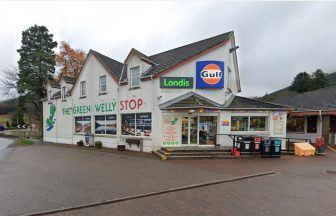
[{"x1": 216, "y1": 133, "x2": 312, "y2": 153}]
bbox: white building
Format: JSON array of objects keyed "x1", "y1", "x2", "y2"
[{"x1": 43, "y1": 31, "x2": 290, "y2": 153}]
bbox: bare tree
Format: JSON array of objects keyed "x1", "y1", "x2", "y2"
[{"x1": 0, "y1": 66, "x2": 19, "y2": 97}]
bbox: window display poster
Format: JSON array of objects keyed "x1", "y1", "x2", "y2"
[
  {"x1": 106, "y1": 115, "x2": 117, "y2": 135},
  {"x1": 95, "y1": 116, "x2": 105, "y2": 134},
  {"x1": 162, "y1": 116, "x2": 181, "y2": 146},
  {"x1": 274, "y1": 120, "x2": 283, "y2": 134},
  {"x1": 136, "y1": 113, "x2": 152, "y2": 136},
  {"x1": 122, "y1": 114, "x2": 136, "y2": 135}
]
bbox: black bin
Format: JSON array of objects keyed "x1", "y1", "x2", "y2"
[
  {"x1": 240, "y1": 137, "x2": 253, "y2": 152},
  {"x1": 271, "y1": 139, "x2": 282, "y2": 158},
  {"x1": 261, "y1": 140, "x2": 272, "y2": 158}
]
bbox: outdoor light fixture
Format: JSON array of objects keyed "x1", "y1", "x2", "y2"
[
  {"x1": 229, "y1": 46, "x2": 240, "y2": 53},
  {"x1": 188, "y1": 109, "x2": 196, "y2": 114}
]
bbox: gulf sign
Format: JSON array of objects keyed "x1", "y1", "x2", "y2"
[{"x1": 196, "y1": 61, "x2": 224, "y2": 89}]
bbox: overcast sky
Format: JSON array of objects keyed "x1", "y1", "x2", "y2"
[{"x1": 1, "y1": 1, "x2": 336, "y2": 100}]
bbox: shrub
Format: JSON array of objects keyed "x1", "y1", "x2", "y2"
[
  {"x1": 17, "y1": 138, "x2": 34, "y2": 146},
  {"x1": 77, "y1": 140, "x2": 84, "y2": 146},
  {"x1": 95, "y1": 141, "x2": 102, "y2": 148}
]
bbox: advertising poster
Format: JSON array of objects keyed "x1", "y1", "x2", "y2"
[
  {"x1": 136, "y1": 113, "x2": 152, "y2": 136},
  {"x1": 274, "y1": 121, "x2": 283, "y2": 134},
  {"x1": 106, "y1": 115, "x2": 117, "y2": 135},
  {"x1": 95, "y1": 116, "x2": 106, "y2": 134},
  {"x1": 121, "y1": 114, "x2": 136, "y2": 135},
  {"x1": 162, "y1": 116, "x2": 181, "y2": 146}
]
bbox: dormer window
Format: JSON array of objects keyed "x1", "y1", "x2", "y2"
[
  {"x1": 61, "y1": 86, "x2": 67, "y2": 101},
  {"x1": 99, "y1": 75, "x2": 107, "y2": 94},
  {"x1": 130, "y1": 66, "x2": 140, "y2": 88},
  {"x1": 80, "y1": 81, "x2": 87, "y2": 98}
]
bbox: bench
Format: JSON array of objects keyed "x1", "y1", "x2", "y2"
[{"x1": 125, "y1": 138, "x2": 143, "y2": 150}]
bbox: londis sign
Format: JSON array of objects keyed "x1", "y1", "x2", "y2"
[
  {"x1": 160, "y1": 77, "x2": 193, "y2": 89},
  {"x1": 196, "y1": 61, "x2": 224, "y2": 89},
  {"x1": 61, "y1": 98, "x2": 144, "y2": 115}
]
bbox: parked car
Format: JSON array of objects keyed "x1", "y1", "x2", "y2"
[{"x1": 0, "y1": 125, "x2": 4, "y2": 131}]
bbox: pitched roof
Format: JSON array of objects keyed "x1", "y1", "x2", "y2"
[
  {"x1": 274, "y1": 85, "x2": 336, "y2": 111},
  {"x1": 159, "y1": 92, "x2": 223, "y2": 109},
  {"x1": 90, "y1": 50, "x2": 124, "y2": 82},
  {"x1": 142, "y1": 31, "x2": 233, "y2": 77},
  {"x1": 159, "y1": 93, "x2": 290, "y2": 110},
  {"x1": 226, "y1": 95, "x2": 291, "y2": 110}
]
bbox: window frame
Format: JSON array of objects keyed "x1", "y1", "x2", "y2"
[
  {"x1": 61, "y1": 86, "x2": 67, "y2": 101},
  {"x1": 231, "y1": 115, "x2": 269, "y2": 132},
  {"x1": 74, "y1": 116, "x2": 91, "y2": 134},
  {"x1": 99, "y1": 75, "x2": 107, "y2": 94},
  {"x1": 121, "y1": 112, "x2": 152, "y2": 137},
  {"x1": 80, "y1": 81, "x2": 87, "y2": 98},
  {"x1": 130, "y1": 66, "x2": 141, "y2": 88},
  {"x1": 286, "y1": 116, "x2": 305, "y2": 133},
  {"x1": 94, "y1": 114, "x2": 117, "y2": 135},
  {"x1": 307, "y1": 115, "x2": 317, "y2": 133}
]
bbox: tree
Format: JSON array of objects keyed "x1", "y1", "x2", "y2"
[
  {"x1": 56, "y1": 41, "x2": 86, "y2": 78},
  {"x1": 0, "y1": 67, "x2": 19, "y2": 97},
  {"x1": 11, "y1": 107, "x2": 25, "y2": 127},
  {"x1": 310, "y1": 69, "x2": 328, "y2": 90},
  {"x1": 291, "y1": 72, "x2": 311, "y2": 93},
  {"x1": 17, "y1": 25, "x2": 57, "y2": 128}
]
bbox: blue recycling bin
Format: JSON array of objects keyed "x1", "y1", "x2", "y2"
[{"x1": 261, "y1": 140, "x2": 272, "y2": 158}]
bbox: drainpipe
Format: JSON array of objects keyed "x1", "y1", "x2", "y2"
[
  {"x1": 118, "y1": 65, "x2": 125, "y2": 143},
  {"x1": 319, "y1": 110, "x2": 322, "y2": 136},
  {"x1": 151, "y1": 75, "x2": 155, "y2": 151}
]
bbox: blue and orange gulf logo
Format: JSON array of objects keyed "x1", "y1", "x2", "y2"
[{"x1": 196, "y1": 61, "x2": 224, "y2": 89}]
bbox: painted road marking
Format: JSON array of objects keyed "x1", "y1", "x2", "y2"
[
  {"x1": 327, "y1": 146, "x2": 336, "y2": 153},
  {"x1": 23, "y1": 171, "x2": 276, "y2": 216}
]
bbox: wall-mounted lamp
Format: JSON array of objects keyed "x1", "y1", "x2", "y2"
[{"x1": 229, "y1": 46, "x2": 240, "y2": 53}]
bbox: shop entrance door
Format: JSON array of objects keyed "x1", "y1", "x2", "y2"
[
  {"x1": 181, "y1": 116, "x2": 198, "y2": 146},
  {"x1": 181, "y1": 116, "x2": 217, "y2": 146}
]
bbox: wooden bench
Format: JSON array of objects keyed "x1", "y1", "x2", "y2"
[{"x1": 125, "y1": 138, "x2": 143, "y2": 149}]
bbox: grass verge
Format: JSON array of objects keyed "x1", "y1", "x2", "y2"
[{"x1": 16, "y1": 138, "x2": 34, "y2": 146}]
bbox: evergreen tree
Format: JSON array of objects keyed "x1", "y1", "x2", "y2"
[
  {"x1": 309, "y1": 69, "x2": 328, "y2": 90},
  {"x1": 16, "y1": 25, "x2": 57, "y2": 128},
  {"x1": 291, "y1": 72, "x2": 311, "y2": 93},
  {"x1": 11, "y1": 107, "x2": 25, "y2": 127}
]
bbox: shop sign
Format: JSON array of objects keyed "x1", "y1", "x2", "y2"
[
  {"x1": 61, "y1": 98, "x2": 144, "y2": 115},
  {"x1": 162, "y1": 116, "x2": 181, "y2": 146},
  {"x1": 196, "y1": 61, "x2": 224, "y2": 89},
  {"x1": 160, "y1": 77, "x2": 193, "y2": 89}
]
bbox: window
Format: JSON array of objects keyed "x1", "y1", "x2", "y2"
[
  {"x1": 231, "y1": 116, "x2": 268, "y2": 132},
  {"x1": 307, "y1": 116, "x2": 317, "y2": 133},
  {"x1": 80, "y1": 81, "x2": 86, "y2": 98},
  {"x1": 330, "y1": 115, "x2": 336, "y2": 133},
  {"x1": 250, "y1": 117, "x2": 267, "y2": 131},
  {"x1": 61, "y1": 86, "x2": 67, "y2": 101},
  {"x1": 231, "y1": 116, "x2": 248, "y2": 131},
  {"x1": 130, "y1": 66, "x2": 140, "y2": 88},
  {"x1": 99, "y1": 75, "x2": 106, "y2": 93},
  {"x1": 287, "y1": 117, "x2": 305, "y2": 133},
  {"x1": 75, "y1": 116, "x2": 91, "y2": 133},
  {"x1": 121, "y1": 113, "x2": 152, "y2": 136},
  {"x1": 95, "y1": 115, "x2": 117, "y2": 135}
]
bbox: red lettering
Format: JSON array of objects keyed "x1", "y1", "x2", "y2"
[
  {"x1": 120, "y1": 101, "x2": 124, "y2": 110},
  {"x1": 137, "y1": 99, "x2": 143, "y2": 109},
  {"x1": 124, "y1": 100, "x2": 129, "y2": 110},
  {"x1": 129, "y1": 99, "x2": 136, "y2": 110}
]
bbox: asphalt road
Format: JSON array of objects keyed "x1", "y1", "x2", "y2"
[{"x1": 0, "y1": 143, "x2": 336, "y2": 216}]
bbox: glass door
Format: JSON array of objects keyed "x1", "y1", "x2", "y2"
[
  {"x1": 181, "y1": 116, "x2": 198, "y2": 146},
  {"x1": 198, "y1": 116, "x2": 217, "y2": 146}
]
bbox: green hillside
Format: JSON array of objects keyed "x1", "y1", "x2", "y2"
[
  {"x1": 0, "y1": 98, "x2": 18, "y2": 115},
  {"x1": 263, "y1": 71, "x2": 336, "y2": 101}
]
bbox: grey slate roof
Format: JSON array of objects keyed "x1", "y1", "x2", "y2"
[
  {"x1": 160, "y1": 93, "x2": 291, "y2": 110},
  {"x1": 274, "y1": 85, "x2": 336, "y2": 111},
  {"x1": 88, "y1": 32, "x2": 233, "y2": 82},
  {"x1": 226, "y1": 96, "x2": 291, "y2": 110},
  {"x1": 91, "y1": 50, "x2": 124, "y2": 81},
  {"x1": 159, "y1": 92, "x2": 223, "y2": 109},
  {"x1": 143, "y1": 31, "x2": 233, "y2": 77}
]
